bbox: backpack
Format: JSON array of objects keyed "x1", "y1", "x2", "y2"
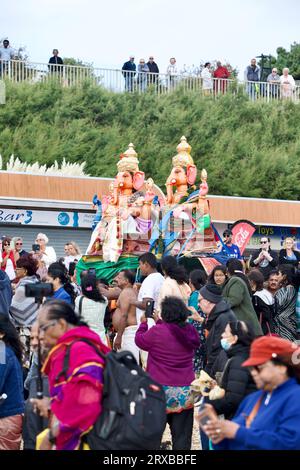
[{"x1": 60, "y1": 338, "x2": 167, "y2": 450}]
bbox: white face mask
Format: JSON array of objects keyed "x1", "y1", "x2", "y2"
[{"x1": 221, "y1": 338, "x2": 232, "y2": 351}]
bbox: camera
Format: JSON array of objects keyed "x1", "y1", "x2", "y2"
[
  {"x1": 32, "y1": 244, "x2": 40, "y2": 252},
  {"x1": 145, "y1": 299, "x2": 155, "y2": 318},
  {"x1": 25, "y1": 283, "x2": 53, "y2": 303}
]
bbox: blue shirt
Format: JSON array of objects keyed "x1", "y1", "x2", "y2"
[
  {"x1": 222, "y1": 243, "x2": 242, "y2": 259},
  {"x1": 214, "y1": 378, "x2": 300, "y2": 450},
  {"x1": 52, "y1": 286, "x2": 72, "y2": 304},
  {"x1": 0, "y1": 345, "x2": 24, "y2": 418}
]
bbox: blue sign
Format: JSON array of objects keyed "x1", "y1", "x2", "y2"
[{"x1": 57, "y1": 212, "x2": 70, "y2": 226}]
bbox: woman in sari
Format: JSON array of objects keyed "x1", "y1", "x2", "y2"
[{"x1": 32, "y1": 299, "x2": 110, "y2": 450}]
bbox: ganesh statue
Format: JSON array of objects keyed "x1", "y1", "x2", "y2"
[
  {"x1": 156, "y1": 136, "x2": 216, "y2": 256},
  {"x1": 87, "y1": 143, "x2": 158, "y2": 263}
]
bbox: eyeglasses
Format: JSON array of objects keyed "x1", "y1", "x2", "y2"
[{"x1": 39, "y1": 320, "x2": 57, "y2": 332}]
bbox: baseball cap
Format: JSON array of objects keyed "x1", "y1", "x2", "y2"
[{"x1": 242, "y1": 336, "x2": 299, "y2": 367}]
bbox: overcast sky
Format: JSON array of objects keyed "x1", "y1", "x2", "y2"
[{"x1": 3, "y1": 0, "x2": 300, "y2": 77}]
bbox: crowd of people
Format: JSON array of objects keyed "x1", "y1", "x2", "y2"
[
  {"x1": 1, "y1": 230, "x2": 300, "y2": 451},
  {"x1": 120, "y1": 56, "x2": 297, "y2": 98},
  {"x1": 1, "y1": 38, "x2": 297, "y2": 99}
]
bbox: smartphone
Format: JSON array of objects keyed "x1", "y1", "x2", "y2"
[
  {"x1": 198, "y1": 404, "x2": 217, "y2": 429},
  {"x1": 145, "y1": 299, "x2": 155, "y2": 318},
  {"x1": 32, "y1": 244, "x2": 40, "y2": 252}
]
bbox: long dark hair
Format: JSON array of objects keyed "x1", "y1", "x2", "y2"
[
  {"x1": 189, "y1": 269, "x2": 207, "y2": 290},
  {"x1": 207, "y1": 265, "x2": 227, "y2": 285},
  {"x1": 81, "y1": 274, "x2": 106, "y2": 303},
  {"x1": 161, "y1": 256, "x2": 188, "y2": 284},
  {"x1": 0, "y1": 314, "x2": 23, "y2": 363},
  {"x1": 160, "y1": 296, "x2": 190, "y2": 327},
  {"x1": 43, "y1": 299, "x2": 88, "y2": 327},
  {"x1": 278, "y1": 264, "x2": 297, "y2": 287},
  {"x1": 226, "y1": 259, "x2": 252, "y2": 297},
  {"x1": 48, "y1": 261, "x2": 76, "y2": 304}
]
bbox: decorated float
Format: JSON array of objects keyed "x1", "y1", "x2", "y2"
[{"x1": 76, "y1": 137, "x2": 255, "y2": 281}]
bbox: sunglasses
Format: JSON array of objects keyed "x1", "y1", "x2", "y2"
[
  {"x1": 261, "y1": 240, "x2": 268, "y2": 244},
  {"x1": 15, "y1": 242, "x2": 23, "y2": 246}
]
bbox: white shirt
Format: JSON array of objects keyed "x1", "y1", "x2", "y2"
[
  {"x1": 75, "y1": 295, "x2": 109, "y2": 345},
  {"x1": 41, "y1": 246, "x2": 57, "y2": 267},
  {"x1": 136, "y1": 272, "x2": 164, "y2": 323},
  {"x1": 166, "y1": 64, "x2": 178, "y2": 76},
  {"x1": 5, "y1": 258, "x2": 15, "y2": 280},
  {"x1": 63, "y1": 255, "x2": 81, "y2": 271},
  {"x1": 0, "y1": 46, "x2": 14, "y2": 62},
  {"x1": 201, "y1": 67, "x2": 213, "y2": 90}
]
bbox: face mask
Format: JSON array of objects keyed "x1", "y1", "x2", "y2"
[{"x1": 221, "y1": 338, "x2": 232, "y2": 351}]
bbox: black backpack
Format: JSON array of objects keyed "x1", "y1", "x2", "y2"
[{"x1": 59, "y1": 339, "x2": 167, "y2": 450}]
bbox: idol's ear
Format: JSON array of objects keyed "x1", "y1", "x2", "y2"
[
  {"x1": 133, "y1": 171, "x2": 145, "y2": 190},
  {"x1": 186, "y1": 165, "x2": 197, "y2": 185}
]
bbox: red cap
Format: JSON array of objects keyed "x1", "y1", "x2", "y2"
[{"x1": 242, "y1": 336, "x2": 299, "y2": 367}]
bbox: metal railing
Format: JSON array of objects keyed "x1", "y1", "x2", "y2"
[{"x1": 1, "y1": 59, "x2": 300, "y2": 102}]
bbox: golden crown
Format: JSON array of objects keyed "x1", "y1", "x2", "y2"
[
  {"x1": 117, "y1": 143, "x2": 140, "y2": 172},
  {"x1": 172, "y1": 136, "x2": 194, "y2": 168}
]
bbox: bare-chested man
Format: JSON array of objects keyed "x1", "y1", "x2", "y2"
[{"x1": 113, "y1": 270, "x2": 139, "y2": 363}]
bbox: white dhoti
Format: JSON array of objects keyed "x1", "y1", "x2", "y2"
[{"x1": 120, "y1": 325, "x2": 140, "y2": 365}]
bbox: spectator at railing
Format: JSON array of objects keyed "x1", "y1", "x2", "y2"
[
  {"x1": 11, "y1": 237, "x2": 28, "y2": 259},
  {"x1": 147, "y1": 56, "x2": 159, "y2": 84},
  {"x1": 244, "y1": 58, "x2": 260, "y2": 100},
  {"x1": 267, "y1": 68, "x2": 280, "y2": 98},
  {"x1": 201, "y1": 62, "x2": 213, "y2": 95},
  {"x1": 166, "y1": 57, "x2": 178, "y2": 89},
  {"x1": 213, "y1": 61, "x2": 230, "y2": 94},
  {"x1": 137, "y1": 59, "x2": 149, "y2": 92},
  {"x1": 0, "y1": 39, "x2": 15, "y2": 77},
  {"x1": 280, "y1": 68, "x2": 295, "y2": 100},
  {"x1": 122, "y1": 56, "x2": 136, "y2": 92},
  {"x1": 48, "y1": 49, "x2": 64, "y2": 74}
]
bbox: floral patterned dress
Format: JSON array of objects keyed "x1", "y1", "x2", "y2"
[{"x1": 188, "y1": 290, "x2": 206, "y2": 375}]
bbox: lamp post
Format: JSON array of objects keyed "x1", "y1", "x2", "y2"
[{"x1": 256, "y1": 53, "x2": 272, "y2": 82}]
